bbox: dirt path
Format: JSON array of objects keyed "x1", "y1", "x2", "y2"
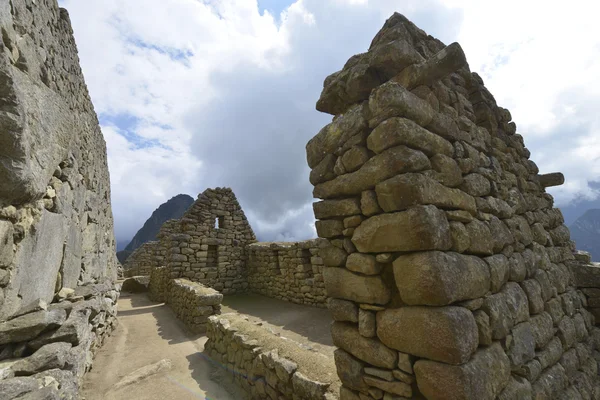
[{"x1": 81, "y1": 293, "x2": 241, "y2": 400}]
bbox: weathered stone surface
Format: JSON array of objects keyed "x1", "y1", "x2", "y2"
[
  {"x1": 377, "y1": 306, "x2": 478, "y2": 364},
  {"x1": 0, "y1": 221, "x2": 14, "y2": 268},
  {"x1": 529, "y1": 312, "x2": 554, "y2": 350},
  {"x1": 341, "y1": 146, "x2": 371, "y2": 173},
  {"x1": 367, "y1": 117, "x2": 453, "y2": 157},
  {"x1": 331, "y1": 322, "x2": 397, "y2": 368},
  {"x1": 460, "y1": 173, "x2": 491, "y2": 197},
  {"x1": 363, "y1": 375, "x2": 412, "y2": 397},
  {"x1": 368, "y1": 82, "x2": 434, "y2": 128},
  {"x1": 485, "y1": 254, "x2": 509, "y2": 293},
  {"x1": 375, "y1": 173, "x2": 476, "y2": 214},
  {"x1": 481, "y1": 282, "x2": 529, "y2": 340},
  {"x1": 334, "y1": 349, "x2": 368, "y2": 391},
  {"x1": 496, "y1": 376, "x2": 532, "y2": 400},
  {"x1": 428, "y1": 154, "x2": 463, "y2": 187},
  {"x1": 0, "y1": 309, "x2": 66, "y2": 346},
  {"x1": 28, "y1": 309, "x2": 91, "y2": 350},
  {"x1": 313, "y1": 146, "x2": 430, "y2": 199},
  {"x1": 392, "y1": 251, "x2": 490, "y2": 306},
  {"x1": 506, "y1": 322, "x2": 535, "y2": 369},
  {"x1": 352, "y1": 205, "x2": 451, "y2": 253},
  {"x1": 464, "y1": 220, "x2": 493, "y2": 255},
  {"x1": 10, "y1": 343, "x2": 72, "y2": 376},
  {"x1": 358, "y1": 309, "x2": 376, "y2": 338},
  {"x1": 414, "y1": 343, "x2": 511, "y2": 400},
  {"x1": 328, "y1": 298, "x2": 359, "y2": 323},
  {"x1": 307, "y1": 104, "x2": 367, "y2": 168},
  {"x1": 3, "y1": 211, "x2": 66, "y2": 319},
  {"x1": 345, "y1": 253, "x2": 382, "y2": 276},
  {"x1": 323, "y1": 267, "x2": 391, "y2": 305},
  {"x1": 314, "y1": 199, "x2": 361, "y2": 219},
  {"x1": 392, "y1": 42, "x2": 467, "y2": 90},
  {"x1": 0, "y1": 377, "x2": 40, "y2": 400},
  {"x1": 321, "y1": 245, "x2": 348, "y2": 267},
  {"x1": 360, "y1": 190, "x2": 382, "y2": 217}
]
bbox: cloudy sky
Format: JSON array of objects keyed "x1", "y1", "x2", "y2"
[{"x1": 58, "y1": 0, "x2": 600, "y2": 248}]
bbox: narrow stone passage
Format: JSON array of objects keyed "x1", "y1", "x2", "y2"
[{"x1": 81, "y1": 293, "x2": 241, "y2": 400}]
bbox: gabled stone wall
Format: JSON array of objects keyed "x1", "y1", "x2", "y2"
[
  {"x1": 164, "y1": 188, "x2": 256, "y2": 295},
  {"x1": 247, "y1": 239, "x2": 328, "y2": 307},
  {"x1": 307, "y1": 12, "x2": 600, "y2": 400}
]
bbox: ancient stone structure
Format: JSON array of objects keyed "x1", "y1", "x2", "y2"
[
  {"x1": 123, "y1": 241, "x2": 159, "y2": 277},
  {"x1": 307, "y1": 13, "x2": 600, "y2": 400},
  {"x1": 247, "y1": 240, "x2": 328, "y2": 307},
  {"x1": 0, "y1": 1, "x2": 120, "y2": 398},
  {"x1": 166, "y1": 279, "x2": 222, "y2": 333},
  {"x1": 205, "y1": 313, "x2": 339, "y2": 399},
  {"x1": 126, "y1": 188, "x2": 331, "y2": 306},
  {"x1": 570, "y1": 251, "x2": 600, "y2": 326}
]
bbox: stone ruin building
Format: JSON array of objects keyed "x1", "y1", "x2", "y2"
[
  {"x1": 304, "y1": 12, "x2": 600, "y2": 400},
  {"x1": 125, "y1": 187, "x2": 328, "y2": 306},
  {"x1": 1, "y1": 0, "x2": 600, "y2": 399}
]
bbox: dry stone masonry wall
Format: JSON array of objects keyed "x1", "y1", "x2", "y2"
[
  {"x1": 164, "y1": 188, "x2": 257, "y2": 294},
  {"x1": 0, "y1": 1, "x2": 120, "y2": 398},
  {"x1": 307, "y1": 13, "x2": 600, "y2": 400},
  {"x1": 205, "y1": 313, "x2": 340, "y2": 400},
  {"x1": 167, "y1": 279, "x2": 223, "y2": 333},
  {"x1": 124, "y1": 241, "x2": 159, "y2": 277},
  {"x1": 247, "y1": 239, "x2": 328, "y2": 307}
]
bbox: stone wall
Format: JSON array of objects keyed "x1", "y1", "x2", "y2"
[
  {"x1": 0, "y1": 0, "x2": 118, "y2": 321},
  {"x1": 168, "y1": 279, "x2": 223, "y2": 333},
  {"x1": 247, "y1": 240, "x2": 328, "y2": 307},
  {"x1": 124, "y1": 241, "x2": 159, "y2": 277},
  {"x1": 148, "y1": 266, "x2": 170, "y2": 303},
  {"x1": 307, "y1": 13, "x2": 600, "y2": 400},
  {"x1": 569, "y1": 251, "x2": 600, "y2": 326},
  {"x1": 165, "y1": 188, "x2": 257, "y2": 295},
  {"x1": 0, "y1": 281, "x2": 120, "y2": 399},
  {"x1": 0, "y1": 1, "x2": 120, "y2": 398},
  {"x1": 205, "y1": 313, "x2": 339, "y2": 399}
]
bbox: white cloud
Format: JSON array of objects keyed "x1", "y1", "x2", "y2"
[{"x1": 60, "y1": 0, "x2": 600, "y2": 244}]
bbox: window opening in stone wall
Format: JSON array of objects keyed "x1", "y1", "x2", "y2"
[
  {"x1": 215, "y1": 216, "x2": 224, "y2": 229},
  {"x1": 301, "y1": 249, "x2": 314, "y2": 278},
  {"x1": 207, "y1": 245, "x2": 218, "y2": 269}
]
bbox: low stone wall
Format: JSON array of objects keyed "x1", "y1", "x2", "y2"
[
  {"x1": 168, "y1": 279, "x2": 223, "y2": 333},
  {"x1": 148, "y1": 266, "x2": 171, "y2": 302},
  {"x1": 205, "y1": 313, "x2": 339, "y2": 400},
  {"x1": 569, "y1": 251, "x2": 600, "y2": 325},
  {"x1": 0, "y1": 281, "x2": 120, "y2": 399},
  {"x1": 247, "y1": 239, "x2": 328, "y2": 307}
]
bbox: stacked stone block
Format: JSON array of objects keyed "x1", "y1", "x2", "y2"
[
  {"x1": 123, "y1": 241, "x2": 159, "y2": 277},
  {"x1": 148, "y1": 266, "x2": 171, "y2": 303},
  {"x1": 165, "y1": 188, "x2": 256, "y2": 295},
  {"x1": 167, "y1": 279, "x2": 222, "y2": 333},
  {"x1": 569, "y1": 251, "x2": 600, "y2": 326},
  {"x1": 247, "y1": 239, "x2": 328, "y2": 307},
  {"x1": 205, "y1": 313, "x2": 339, "y2": 399},
  {"x1": 0, "y1": 281, "x2": 120, "y2": 398},
  {"x1": 307, "y1": 13, "x2": 599, "y2": 400}
]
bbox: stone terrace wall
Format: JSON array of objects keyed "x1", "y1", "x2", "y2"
[
  {"x1": 307, "y1": 12, "x2": 600, "y2": 400},
  {"x1": 124, "y1": 241, "x2": 159, "y2": 277},
  {"x1": 168, "y1": 279, "x2": 222, "y2": 333},
  {"x1": 166, "y1": 188, "x2": 257, "y2": 295},
  {"x1": 247, "y1": 239, "x2": 328, "y2": 307},
  {"x1": 205, "y1": 313, "x2": 339, "y2": 399}
]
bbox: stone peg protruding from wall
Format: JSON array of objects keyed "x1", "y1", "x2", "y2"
[
  {"x1": 538, "y1": 172, "x2": 565, "y2": 188},
  {"x1": 307, "y1": 11, "x2": 600, "y2": 400}
]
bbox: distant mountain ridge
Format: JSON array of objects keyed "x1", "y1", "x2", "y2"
[
  {"x1": 570, "y1": 208, "x2": 600, "y2": 262},
  {"x1": 116, "y1": 194, "x2": 194, "y2": 263}
]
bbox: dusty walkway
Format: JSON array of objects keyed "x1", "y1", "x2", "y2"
[
  {"x1": 221, "y1": 293, "x2": 334, "y2": 357},
  {"x1": 82, "y1": 293, "x2": 241, "y2": 400}
]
